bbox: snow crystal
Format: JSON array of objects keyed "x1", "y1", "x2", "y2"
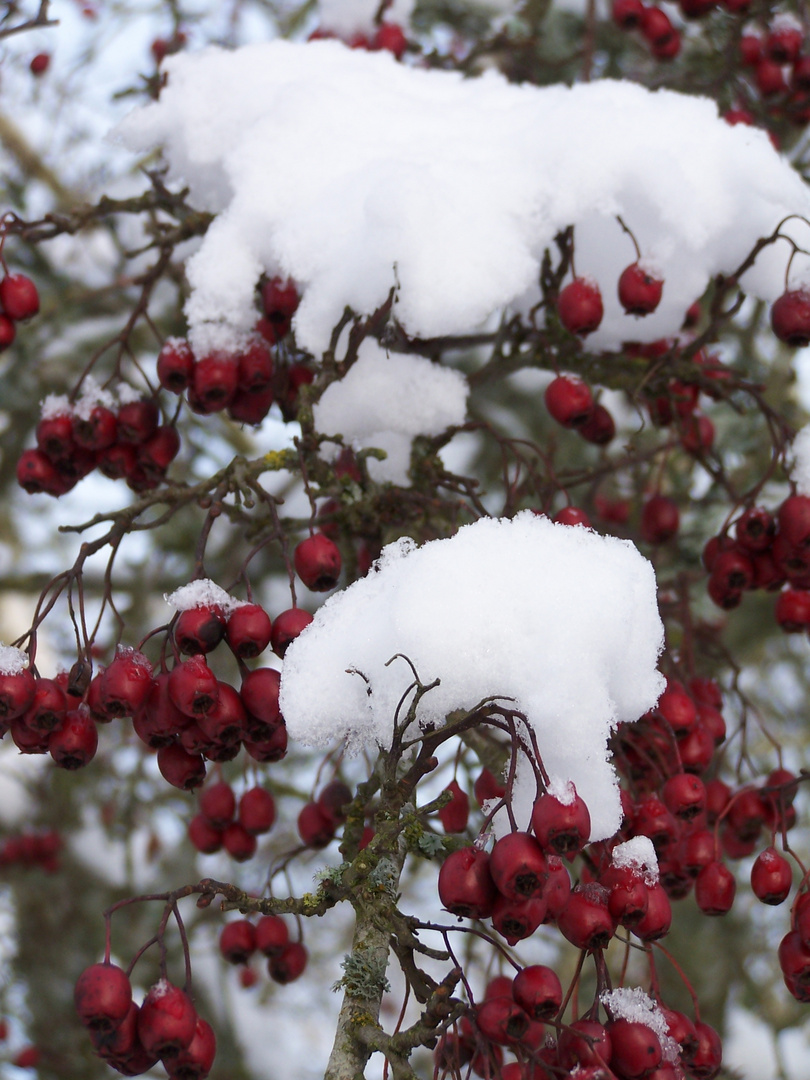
[
  {"x1": 73, "y1": 376, "x2": 116, "y2": 421},
  {"x1": 0, "y1": 645, "x2": 29, "y2": 676},
  {"x1": 600, "y1": 988, "x2": 679, "y2": 1062},
  {"x1": 165, "y1": 579, "x2": 244, "y2": 615},
  {"x1": 40, "y1": 394, "x2": 72, "y2": 420},
  {"x1": 280, "y1": 512, "x2": 665, "y2": 840},
  {"x1": 611, "y1": 836, "x2": 659, "y2": 885},
  {"x1": 313, "y1": 341, "x2": 468, "y2": 484},
  {"x1": 547, "y1": 777, "x2": 576, "y2": 805},
  {"x1": 115, "y1": 41, "x2": 810, "y2": 358},
  {"x1": 791, "y1": 424, "x2": 810, "y2": 496},
  {"x1": 115, "y1": 645, "x2": 153, "y2": 672},
  {"x1": 115, "y1": 383, "x2": 145, "y2": 406}
]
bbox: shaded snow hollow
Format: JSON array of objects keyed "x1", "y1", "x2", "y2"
[
  {"x1": 280, "y1": 514, "x2": 665, "y2": 841},
  {"x1": 116, "y1": 40, "x2": 810, "y2": 359}
]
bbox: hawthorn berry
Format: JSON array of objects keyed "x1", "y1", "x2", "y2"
[
  {"x1": 225, "y1": 603, "x2": 272, "y2": 658},
  {"x1": 270, "y1": 607, "x2": 313, "y2": 657},
  {"x1": 238, "y1": 786, "x2": 276, "y2": 834},
  {"x1": 294, "y1": 533, "x2": 342, "y2": 592},
  {"x1": 489, "y1": 832, "x2": 548, "y2": 899},
  {"x1": 157, "y1": 339, "x2": 195, "y2": 393},
  {"x1": 511, "y1": 965, "x2": 562, "y2": 1021},
  {"x1": 438, "y1": 847, "x2": 497, "y2": 919},
  {"x1": 254, "y1": 915, "x2": 289, "y2": 956},
  {"x1": 557, "y1": 277, "x2": 604, "y2": 336},
  {"x1": 438, "y1": 780, "x2": 470, "y2": 833},
  {"x1": 531, "y1": 785, "x2": 591, "y2": 855},
  {"x1": 138, "y1": 980, "x2": 197, "y2": 1058},
  {"x1": 544, "y1": 374, "x2": 594, "y2": 427},
  {"x1": 74, "y1": 962, "x2": 133, "y2": 1032},
  {"x1": 222, "y1": 821, "x2": 258, "y2": 861},
  {"x1": 618, "y1": 262, "x2": 664, "y2": 315},
  {"x1": 640, "y1": 494, "x2": 679, "y2": 544},
  {"x1": 268, "y1": 941, "x2": 308, "y2": 983},
  {"x1": 157, "y1": 742, "x2": 206, "y2": 790},
  {"x1": 772, "y1": 289, "x2": 810, "y2": 346},
  {"x1": 750, "y1": 846, "x2": 792, "y2": 904},
  {"x1": 219, "y1": 920, "x2": 257, "y2": 964},
  {"x1": 0, "y1": 273, "x2": 39, "y2": 319}
]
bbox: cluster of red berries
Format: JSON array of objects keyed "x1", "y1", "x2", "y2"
[
  {"x1": 219, "y1": 914, "x2": 307, "y2": 985},
  {"x1": 437, "y1": 972, "x2": 722, "y2": 1080},
  {"x1": 188, "y1": 779, "x2": 275, "y2": 861},
  {"x1": 157, "y1": 278, "x2": 309, "y2": 427},
  {"x1": 544, "y1": 374, "x2": 616, "y2": 447},
  {"x1": 738, "y1": 15, "x2": 810, "y2": 121},
  {"x1": 556, "y1": 260, "x2": 663, "y2": 339},
  {"x1": 17, "y1": 393, "x2": 179, "y2": 497},
  {"x1": 0, "y1": 662, "x2": 100, "y2": 768},
  {"x1": 0, "y1": 270, "x2": 39, "y2": 353},
  {"x1": 0, "y1": 829, "x2": 61, "y2": 873},
  {"x1": 309, "y1": 22, "x2": 409, "y2": 59},
  {"x1": 611, "y1": 0, "x2": 683, "y2": 61},
  {"x1": 702, "y1": 494, "x2": 810, "y2": 616},
  {"x1": 74, "y1": 964, "x2": 215, "y2": 1079},
  {"x1": 296, "y1": 779, "x2": 359, "y2": 849}
]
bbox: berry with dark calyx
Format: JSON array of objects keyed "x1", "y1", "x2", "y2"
[
  {"x1": 24, "y1": 676, "x2": 66, "y2": 732},
  {"x1": 317, "y1": 780, "x2": 352, "y2": 826},
  {"x1": 225, "y1": 603, "x2": 273, "y2": 658},
  {"x1": 261, "y1": 277, "x2": 300, "y2": 333},
  {"x1": 49, "y1": 708, "x2": 98, "y2": 769},
  {"x1": 544, "y1": 375, "x2": 594, "y2": 428},
  {"x1": 612, "y1": 0, "x2": 645, "y2": 28},
  {"x1": 16, "y1": 447, "x2": 71, "y2": 496},
  {"x1": 735, "y1": 506, "x2": 775, "y2": 551},
  {"x1": 74, "y1": 962, "x2": 133, "y2": 1032},
  {"x1": 579, "y1": 403, "x2": 616, "y2": 445},
  {"x1": 174, "y1": 606, "x2": 226, "y2": 656},
  {"x1": 557, "y1": 882, "x2": 616, "y2": 949},
  {"x1": 240, "y1": 667, "x2": 281, "y2": 736},
  {"x1": 222, "y1": 821, "x2": 257, "y2": 861},
  {"x1": 72, "y1": 405, "x2": 117, "y2": 452},
  {"x1": 236, "y1": 338, "x2": 274, "y2": 392},
  {"x1": 199, "y1": 781, "x2": 236, "y2": 827},
  {"x1": 229, "y1": 385, "x2": 275, "y2": 425},
  {"x1": 600, "y1": 863, "x2": 649, "y2": 927},
  {"x1": 164, "y1": 1015, "x2": 216, "y2": 1080},
  {"x1": 558, "y1": 1019, "x2": 612, "y2": 1070},
  {"x1": 96, "y1": 442, "x2": 137, "y2": 481},
  {"x1": 772, "y1": 289, "x2": 810, "y2": 346},
  {"x1": 439, "y1": 780, "x2": 470, "y2": 833},
  {"x1": 116, "y1": 398, "x2": 159, "y2": 444},
  {"x1": 775, "y1": 587, "x2": 810, "y2": 631},
  {"x1": 657, "y1": 680, "x2": 697, "y2": 738},
  {"x1": 188, "y1": 814, "x2": 223, "y2": 854},
  {"x1": 618, "y1": 262, "x2": 663, "y2": 315},
  {"x1": 98, "y1": 649, "x2": 153, "y2": 718},
  {"x1": 631, "y1": 881, "x2": 672, "y2": 941},
  {"x1": 531, "y1": 784, "x2": 590, "y2": 855},
  {"x1": 726, "y1": 787, "x2": 767, "y2": 841},
  {"x1": 192, "y1": 352, "x2": 239, "y2": 412},
  {"x1": 168, "y1": 656, "x2": 220, "y2": 717},
  {"x1": 239, "y1": 786, "x2": 276, "y2": 834},
  {"x1": 641, "y1": 7, "x2": 679, "y2": 54},
  {"x1": 438, "y1": 846, "x2": 497, "y2": 919},
  {"x1": 268, "y1": 940, "x2": 307, "y2": 984},
  {"x1": 512, "y1": 965, "x2": 562, "y2": 1021},
  {"x1": 254, "y1": 915, "x2": 289, "y2": 957},
  {"x1": 37, "y1": 413, "x2": 76, "y2": 462},
  {"x1": 690, "y1": 1021, "x2": 722, "y2": 1079},
  {"x1": 138, "y1": 425, "x2": 181, "y2": 478},
  {"x1": 767, "y1": 23, "x2": 803, "y2": 63},
  {"x1": 608, "y1": 1018, "x2": 662, "y2": 1078},
  {"x1": 750, "y1": 845, "x2": 792, "y2": 904},
  {"x1": 491, "y1": 892, "x2": 547, "y2": 944},
  {"x1": 0, "y1": 663, "x2": 35, "y2": 722},
  {"x1": 243, "y1": 722, "x2": 288, "y2": 763},
  {"x1": 270, "y1": 607, "x2": 313, "y2": 657},
  {"x1": 0, "y1": 273, "x2": 39, "y2": 319},
  {"x1": 474, "y1": 997, "x2": 530, "y2": 1046},
  {"x1": 489, "y1": 832, "x2": 548, "y2": 899},
  {"x1": 641, "y1": 495, "x2": 679, "y2": 544},
  {"x1": 557, "y1": 277, "x2": 604, "y2": 336},
  {"x1": 710, "y1": 548, "x2": 754, "y2": 593},
  {"x1": 219, "y1": 920, "x2": 257, "y2": 965},
  {"x1": 138, "y1": 980, "x2": 197, "y2": 1058},
  {"x1": 294, "y1": 533, "x2": 342, "y2": 592},
  {"x1": 157, "y1": 742, "x2": 206, "y2": 790},
  {"x1": 695, "y1": 859, "x2": 736, "y2": 915},
  {"x1": 298, "y1": 801, "x2": 336, "y2": 848},
  {"x1": 158, "y1": 339, "x2": 195, "y2": 393},
  {"x1": 662, "y1": 773, "x2": 706, "y2": 821}
]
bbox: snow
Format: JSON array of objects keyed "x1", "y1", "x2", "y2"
[
  {"x1": 280, "y1": 512, "x2": 665, "y2": 841},
  {"x1": 546, "y1": 778, "x2": 576, "y2": 805},
  {"x1": 611, "y1": 836, "x2": 659, "y2": 885},
  {"x1": 39, "y1": 394, "x2": 72, "y2": 421},
  {"x1": 115, "y1": 40, "x2": 810, "y2": 360},
  {"x1": 600, "y1": 987, "x2": 679, "y2": 1060},
  {"x1": 312, "y1": 341, "x2": 468, "y2": 484},
  {"x1": 73, "y1": 376, "x2": 117, "y2": 421},
  {"x1": 791, "y1": 424, "x2": 810, "y2": 496},
  {"x1": 0, "y1": 646, "x2": 29, "y2": 676},
  {"x1": 165, "y1": 579, "x2": 245, "y2": 615}
]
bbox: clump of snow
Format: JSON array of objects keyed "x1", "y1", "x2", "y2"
[
  {"x1": 791, "y1": 424, "x2": 810, "y2": 496},
  {"x1": 115, "y1": 41, "x2": 810, "y2": 359},
  {"x1": 40, "y1": 394, "x2": 72, "y2": 420},
  {"x1": 547, "y1": 777, "x2": 576, "y2": 805},
  {"x1": 611, "y1": 836, "x2": 659, "y2": 885},
  {"x1": 600, "y1": 988, "x2": 679, "y2": 1062},
  {"x1": 313, "y1": 341, "x2": 468, "y2": 484},
  {"x1": 280, "y1": 512, "x2": 664, "y2": 840},
  {"x1": 165, "y1": 579, "x2": 244, "y2": 615},
  {"x1": 0, "y1": 646, "x2": 29, "y2": 676},
  {"x1": 116, "y1": 383, "x2": 146, "y2": 406},
  {"x1": 115, "y1": 645, "x2": 153, "y2": 671},
  {"x1": 73, "y1": 376, "x2": 117, "y2": 421}
]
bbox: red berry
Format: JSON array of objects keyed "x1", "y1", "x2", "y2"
[
  {"x1": 317, "y1": 780, "x2": 352, "y2": 825},
  {"x1": 474, "y1": 997, "x2": 530, "y2": 1046},
  {"x1": 219, "y1": 920, "x2": 257, "y2": 964},
  {"x1": 641, "y1": 7, "x2": 679, "y2": 52},
  {"x1": 491, "y1": 893, "x2": 547, "y2": 945},
  {"x1": 579, "y1": 403, "x2": 616, "y2": 445},
  {"x1": 767, "y1": 25, "x2": 803, "y2": 63},
  {"x1": 0, "y1": 666, "x2": 35, "y2": 722},
  {"x1": 553, "y1": 505, "x2": 592, "y2": 527},
  {"x1": 662, "y1": 773, "x2": 706, "y2": 821},
  {"x1": 558, "y1": 1019, "x2": 612, "y2": 1070},
  {"x1": 641, "y1": 494, "x2": 679, "y2": 544},
  {"x1": 695, "y1": 859, "x2": 736, "y2": 915},
  {"x1": 298, "y1": 801, "x2": 336, "y2": 848},
  {"x1": 373, "y1": 22, "x2": 408, "y2": 57},
  {"x1": 437, "y1": 847, "x2": 497, "y2": 919},
  {"x1": 270, "y1": 607, "x2": 313, "y2": 657},
  {"x1": 157, "y1": 742, "x2": 206, "y2": 790},
  {"x1": 222, "y1": 821, "x2": 258, "y2": 861},
  {"x1": 294, "y1": 533, "x2": 342, "y2": 592},
  {"x1": 74, "y1": 962, "x2": 133, "y2": 1032},
  {"x1": 609, "y1": 1018, "x2": 662, "y2": 1078},
  {"x1": 690, "y1": 1021, "x2": 722, "y2": 1079},
  {"x1": 557, "y1": 882, "x2": 616, "y2": 949},
  {"x1": 0, "y1": 313, "x2": 15, "y2": 351},
  {"x1": 138, "y1": 980, "x2": 197, "y2": 1057},
  {"x1": 0, "y1": 273, "x2": 39, "y2": 319},
  {"x1": 168, "y1": 656, "x2": 220, "y2": 717},
  {"x1": 612, "y1": 0, "x2": 645, "y2": 28},
  {"x1": 199, "y1": 781, "x2": 236, "y2": 827},
  {"x1": 557, "y1": 278, "x2": 603, "y2": 336},
  {"x1": 618, "y1": 262, "x2": 664, "y2": 315},
  {"x1": 772, "y1": 289, "x2": 810, "y2": 346},
  {"x1": 165, "y1": 1015, "x2": 216, "y2": 1080},
  {"x1": 489, "y1": 832, "x2": 548, "y2": 899},
  {"x1": 13, "y1": 1047, "x2": 41, "y2": 1069},
  {"x1": 268, "y1": 941, "x2": 307, "y2": 983},
  {"x1": 117, "y1": 399, "x2": 159, "y2": 444},
  {"x1": 72, "y1": 406, "x2": 117, "y2": 451},
  {"x1": 188, "y1": 814, "x2": 223, "y2": 854},
  {"x1": 511, "y1": 965, "x2": 562, "y2": 1021},
  {"x1": 750, "y1": 845, "x2": 792, "y2": 904},
  {"x1": 544, "y1": 375, "x2": 594, "y2": 428},
  {"x1": 631, "y1": 881, "x2": 672, "y2": 941},
  {"x1": 238, "y1": 786, "x2": 276, "y2": 834},
  {"x1": 531, "y1": 785, "x2": 591, "y2": 855},
  {"x1": 157, "y1": 339, "x2": 195, "y2": 393},
  {"x1": 192, "y1": 352, "x2": 239, "y2": 412},
  {"x1": 474, "y1": 768, "x2": 505, "y2": 806},
  {"x1": 138, "y1": 425, "x2": 180, "y2": 478},
  {"x1": 49, "y1": 708, "x2": 98, "y2": 769},
  {"x1": 756, "y1": 57, "x2": 788, "y2": 96},
  {"x1": 29, "y1": 52, "x2": 50, "y2": 75},
  {"x1": 240, "y1": 667, "x2": 282, "y2": 738},
  {"x1": 255, "y1": 915, "x2": 289, "y2": 956},
  {"x1": 438, "y1": 780, "x2": 470, "y2": 833},
  {"x1": 174, "y1": 606, "x2": 226, "y2": 656},
  {"x1": 99, "y1": 649, "x2": 153, "y2": 718},
  {"x1": 261, "y1": 277, "x2": 300, "y2": 331}
]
